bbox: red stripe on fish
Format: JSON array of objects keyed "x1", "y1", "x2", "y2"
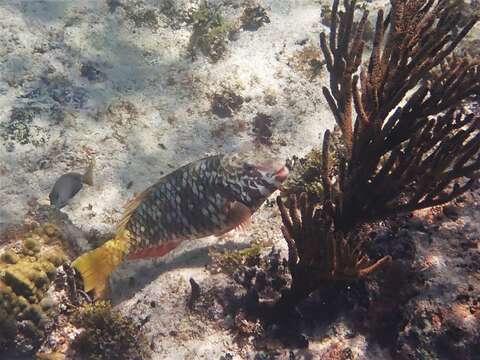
[
  {"x1": 127, "y1": 239, "x2": 182, "y2": 260},
  {"x1": 119, "y1": 151, "x2": 288, "y2": 259}
]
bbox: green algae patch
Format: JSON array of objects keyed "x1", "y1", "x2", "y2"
[
  {"x1": 281, "y1": 126, "x2": 348, "y2": 200},
  {"x1": 280, "y1": 146, "x2": 326, "y2": 201},
  {"x1": 71, "y1": 301, "x2": 150, "y2": 360},
  {"x1": 187, "y1": 1, "x2": 236, "y2": 62},
  {"x1": 0, "y1": 223, "x2": 69, "y2": 355},
  {"x1": 289, "y1": 44, "x2": 325, "y2": 80},
  {"x1": 208, "y1": 240, "x2": 262, "y2": 275}
]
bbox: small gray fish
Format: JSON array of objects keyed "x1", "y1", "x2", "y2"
[{"x1": 49, "y1": 159, "x2": 95, "y2": 209}]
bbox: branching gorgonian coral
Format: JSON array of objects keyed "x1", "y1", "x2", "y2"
[{"x1": 277, "y1": 0, "x2": 479, "y2": 307}]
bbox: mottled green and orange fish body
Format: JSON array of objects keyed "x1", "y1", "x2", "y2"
[{"x1": 72, "y1": 148, "x2": 288, "y2": 297}]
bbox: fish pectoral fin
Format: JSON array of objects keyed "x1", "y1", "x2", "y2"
[
  {"x1": 127, "y1": 239, "x2": 182, "y2": 260},
  {"x1": 218, "y1": 201, "x2": 252, "y2": 234},
  {"x1": 235, "y1": 220, "x2": 250, "y2": 232}
]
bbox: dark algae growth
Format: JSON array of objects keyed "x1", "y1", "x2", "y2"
[{"x1": 71, "y1": 301, "x2": 150, "y2": 360}]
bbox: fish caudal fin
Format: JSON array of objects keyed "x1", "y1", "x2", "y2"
[{"x1": 72, "y1": 232, "x2": 130, "y2": 298}]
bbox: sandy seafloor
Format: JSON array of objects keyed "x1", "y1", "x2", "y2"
[
  {"x1": 0, "y1": 0, "x2": 332, "y2": 232},
  {"x1": 1, "y1": 0, "x2": 479, "y2": 359}
]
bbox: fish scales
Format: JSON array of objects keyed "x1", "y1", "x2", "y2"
[
  {"x1": 72, "y1": 148, "x2": 289, "y2": 297},
  {"x1": 125, "y1": 155, "x2": 226, "y2": 253}
]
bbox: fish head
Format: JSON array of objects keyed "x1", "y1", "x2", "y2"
[{"x1": 220, "y1": 146, "x2": 289, "y2": 208}]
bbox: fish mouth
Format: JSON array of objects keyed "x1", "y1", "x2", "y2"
[{"x1": 273, "y1": 166, "x2": 289, "y2": 183}]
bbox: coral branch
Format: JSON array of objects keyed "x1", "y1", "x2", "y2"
[{"x1": 278, "y1": 0, "x2": 480, "y2": 308}]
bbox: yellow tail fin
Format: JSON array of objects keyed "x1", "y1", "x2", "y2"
[{"x1": 72, "y1": 231, "x2": 130, "y2": 298}]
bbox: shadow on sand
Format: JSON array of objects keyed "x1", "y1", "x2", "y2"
[{"x1": 109, "y1": 239, "x2": 249, "y2": 304}]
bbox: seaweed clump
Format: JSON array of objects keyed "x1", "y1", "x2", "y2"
[
  {"x1": 240, "y1": 2, "x2": 270, "y2": 31},
  {"x1": 0, "y1": 223, "x2": 68, "y2": 356},
  {"x1": 187, "y1": 1, "x2": 235, "y2": 62},
  {"x1": 192, "y1": 248, "x2": 298, "y2": 349},
  {"x1": 252, "y1": 112, "x2": 274, "y2": 145},
  {"x1": 289, "y1": 44, "x2": 325, "y2": 80},
  {"x1": 281, "y1": 126, "x2": 347, "y2": 200},
  {"x1": 210, "y1": 87, "x2": 244, "y2": 118},
  {"x1": 208, "y1": 240, "x2": 262, "y2": 275},
  {"x1": 0, "y1": 107, "x2": 49, "y2": 149},
  {"x1": 275, "y1": 0, "x2": 480, "y2": 310},
  {"x1": 124, "y1": 1, "x2": 160, "y2": 29},
  {"x1": 71, "y1": 300, "x2": 150, "y2": 360}
]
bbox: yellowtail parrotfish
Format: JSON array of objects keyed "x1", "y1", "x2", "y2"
[{"x1": 72, "y1": 147, "x2": 289, "y2": 298}]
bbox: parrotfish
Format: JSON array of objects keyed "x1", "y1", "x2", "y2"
[
  {"x1": 72, "y1": 148, "x2": 289, "y2": 297},
  {"x1": 49, "y1": 159, "x2": 95, "y2": 209}
]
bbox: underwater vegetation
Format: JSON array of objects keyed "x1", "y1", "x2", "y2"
[
  {"x1": 274, "y1": 0, "x2": 480, "y2": 310},
  {"x1": 281, "y1": 126, "x2": 348, "y2": 200},
  {"x1": 289, "y1": 43, "x2": 325, "y2": 81},
  {"x1": 252, "y1": 112, "x2": 274, "y2": 145},
  {"x1": 187, "y1": 1, "x2": 236, "y2": 62},
  {"x1": 210, "y1": 86, "x2": 244, "y2": 118},
  {"x1": 0, "y1": 73, "x2": 89, "y2": 151},
  {"x1": 0, "y1": 106, "x2": 50, "y2": 151},
  {"x1": 240, "y1": 2, "x2": 270, "y2": 31},
  {"x1": 124, "y1": 1, "x2": 161, "y2": 29},
  {"x1": 187, "y1": 1, "x2": 270, "y2": 62},
  {"x1": 0, "y1": 223, "x2": 67, "y2": 356},
  {"x1": 71, "y1": 300, "x2": 150, "y2": 360},
  {"x1": 80, "y1": 62, "x2": 106, "y2": 82},
  {"x1": 192, "y1": 248, "x2": 291, "y2": 340},
  {"x1": 208, "y1": 240, "x2": 262, "y2": 276}
]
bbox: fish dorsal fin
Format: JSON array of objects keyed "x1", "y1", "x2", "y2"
[{"x1": 116, "y1": 183, "x2": 156, "y2": 233}]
